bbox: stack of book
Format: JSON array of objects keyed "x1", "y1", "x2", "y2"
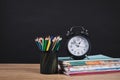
[{"x1": 58, "y1": 54, "x2": 120, "y2": 76}]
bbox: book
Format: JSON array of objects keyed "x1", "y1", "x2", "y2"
[
  {"x1": 64, "y1": 69, "x2": 120, "y2": 76},
  {"x1": 58, "y1": 54, "x2": 120, "y2": 76}
]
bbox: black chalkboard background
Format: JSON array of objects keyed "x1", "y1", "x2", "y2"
[{"x1": 0, "y1": 0, "x2": 120, "y2": 63}]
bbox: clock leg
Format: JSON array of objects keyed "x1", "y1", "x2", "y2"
[{"x1": 85, "y1": 55, "x2": 89, "y2": 60}]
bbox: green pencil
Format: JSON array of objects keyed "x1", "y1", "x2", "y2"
[{"x1": 43, "y1": 37, "x2": 48, "y2": 51}]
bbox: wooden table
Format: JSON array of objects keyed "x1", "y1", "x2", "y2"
[{"x1": 0, "y1": 64, "x2": 120, "y2": 80}]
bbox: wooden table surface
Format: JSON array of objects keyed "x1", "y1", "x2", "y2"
[{"x1": 0, "y1": 64, "x2": 120, "y2": 80}]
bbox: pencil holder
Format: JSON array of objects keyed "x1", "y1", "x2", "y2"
[{"x1": 40, "y1": 51, "x2": 58, "y2": 74}]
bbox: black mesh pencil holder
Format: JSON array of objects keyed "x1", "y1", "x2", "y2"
[{"x1": 40, "y1": 51, "x2": 58, "y2": 74}]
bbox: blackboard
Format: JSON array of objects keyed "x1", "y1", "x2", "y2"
[{"x1": 1, "y1": 0, "x2": 120, "y2": 63}]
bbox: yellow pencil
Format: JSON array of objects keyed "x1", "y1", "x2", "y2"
[{"x1": 46, "y1": 37, "x2": 51, "y2": 51}]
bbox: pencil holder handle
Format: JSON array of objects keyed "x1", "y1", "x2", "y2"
[{"x1": 40, "y1": 51, "x2": 58, "y2": 74}]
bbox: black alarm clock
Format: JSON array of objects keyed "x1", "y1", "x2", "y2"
[{"x1": 66, "y1": 26, "x2": 91, "y2": 60}]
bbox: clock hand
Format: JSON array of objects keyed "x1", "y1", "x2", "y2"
[
  {"x1": 76, "y1": 45, "x2": 79, "y2": 47},
  {"x1": 73, "y1": 40, "x2": 79, "y2": 47},
  {"x1": 79, "y1": 46, "x2": 85, "y2": 48},
  {"x1": 79, "y1": 39, "x2": 83, "y2": 44}
]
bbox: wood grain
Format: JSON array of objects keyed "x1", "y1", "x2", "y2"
[{"x1": 0, "y1": 64, "x2": 120, "y2": 80}]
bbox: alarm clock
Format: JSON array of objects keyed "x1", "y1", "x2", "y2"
[{"x1": 66, "y1": 26, "x2": 91, "y2": 60}]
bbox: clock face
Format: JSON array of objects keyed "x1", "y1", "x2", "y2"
[{"x1": 67, "y1": 36, "x2": 89, "y2": 56}]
